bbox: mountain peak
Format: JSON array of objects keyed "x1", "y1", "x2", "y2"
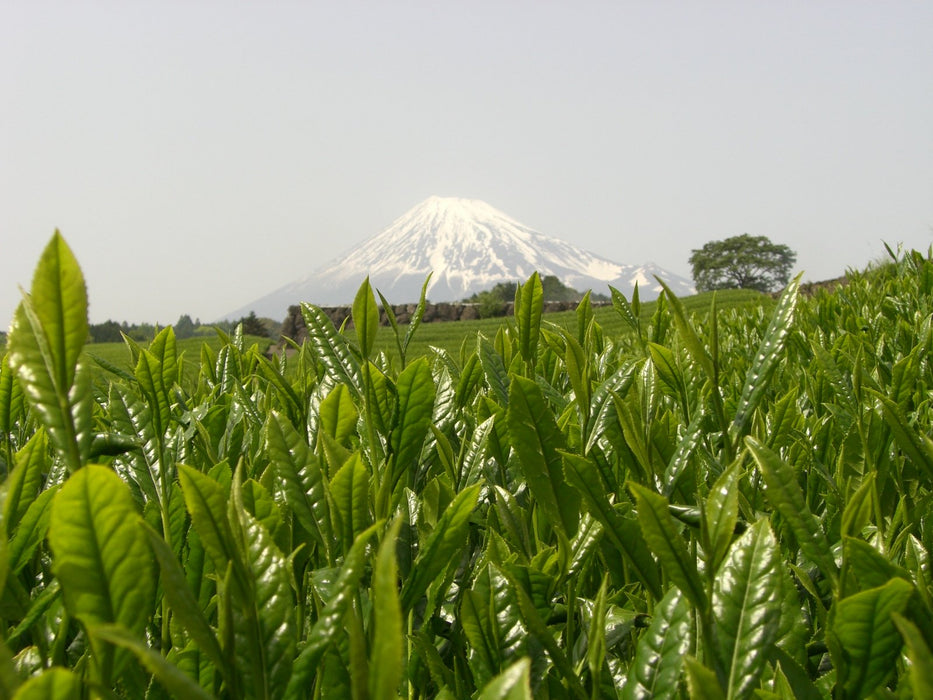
[{"x1": 224, "y1": 197, "x2": 695, "y2": 320}]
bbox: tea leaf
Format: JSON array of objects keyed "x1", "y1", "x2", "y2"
[
  {"x1": 831, "y1": 578, "x2": 913, "y2": 697},
  {"x1": 370, "y1": 518, "x2": 403, "y2": 700},
  {"x1": 353, "y1": 277, "x2": 380, "y2": 360},
  {"x1": 508, "y1": 376, "x2": 580, "y2": 541},
  {"x1": 630, "y1": 482, "x2": 707, "y2": 612},
  {"x1": 712, "y1": 519, "x2": 781, "y2": 700},
  {"x1": 49, "y1": 465, "x2": 155, "y2": 678},
  {"x1": 623, "y1": 587, "x2": 692, "y2": 700}
]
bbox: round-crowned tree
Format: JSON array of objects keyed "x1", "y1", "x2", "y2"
[{"x1": 689, "y1": 234, "x2": 797, "y2": 293}]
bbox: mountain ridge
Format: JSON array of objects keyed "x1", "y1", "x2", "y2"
[{"x1": 224, "y1": 196, "x2": 694, "y2": 320}]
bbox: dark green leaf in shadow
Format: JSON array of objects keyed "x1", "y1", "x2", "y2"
[
  {"x1": 89, "y1": 623, "x2": 212, "y2": 700},
  {"x1": 562, "y1": 452, "x2": 662, "y2": 598},
  {"x1": 629, "y1": 482, "x2": 707, "y2": 611}
]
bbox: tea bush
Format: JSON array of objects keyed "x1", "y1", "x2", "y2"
[{"x1": 0, "y1": 233, "x2": 931, "y2": 698}]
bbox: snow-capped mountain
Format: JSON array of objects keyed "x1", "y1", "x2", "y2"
[{"x1": 225, "y1": 197, "x2": 695, "y2": 320}]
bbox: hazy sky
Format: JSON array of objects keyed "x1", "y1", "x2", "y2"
[{"x1": 3, "y1": 1, "x2": 931, "y2": 325}]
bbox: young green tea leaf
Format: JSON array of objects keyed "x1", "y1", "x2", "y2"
[
  {"x1": 401, "y1": 483, "x2": 480, "y2": 611},
  {"x1": 629, "y1": 482, "x2": 707, "y2": 612},
  {"x1": 90, "y1": 623, "x2": 213, "y2": 700},
  {"x1": 6, "y1": 234, "x2": 90, "y2": 470},
  {"x1": 369, "y1": 518, "x2": 403, "y2": 700},
  {"x1": 507, "y1": 376, "x2": 580, "y2": 541},
  {"x1": 745, "y1": 437, "x2": 837, "y2": 587},
  {"x1": 49, "y1": 465, "x2": 155, "y2": 679},
  {"x1": 830, "y1": 578, "x2": 913, "y2": 698},
  {"x1": 476, "y1": 657, "x2": 533, "y2": 700},
  {"x1": 11, "y1": 667, "x2": 81, "y2": 700},
  {"x1": 623, "y1": 587, "x2": 692, "y2": 700},
  {"x1": 353, "y1": 277, "x2": 380, "y2": 360},
  {"x1": 730, "y1": 274, "x2": 800, "y2": 442},
  {"x1": 712, "y1": 519, "x2": 781, "y2": 700},
  {"x1": 892, "y1": 613, "x2": 933, "y2": 699}
]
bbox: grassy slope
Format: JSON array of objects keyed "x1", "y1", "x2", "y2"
[{"x1": 386, "y1": 287, "x2": 770, "y2": 362}]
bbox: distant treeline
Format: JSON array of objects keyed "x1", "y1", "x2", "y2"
[
  {"x1": 88, "y1": 312, "x2": 279, "y2": 343},
  {"x1": 463, "y1": 275, "x2": 608, "y2": 318}
]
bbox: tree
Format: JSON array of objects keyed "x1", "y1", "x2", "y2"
[
  {"x1": 174, "y1": 314, "x2": 195, "y2": 339},
  {"x1": 238, "y1": 311, "x2": 269, "y2": 337},
  {"x1": 689, "y1": 234, "x2": 797, "y2": 293}
]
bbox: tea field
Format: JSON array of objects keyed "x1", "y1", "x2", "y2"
[{"x1": 1, "y1": 233, "x2": 931, "y2": 698}]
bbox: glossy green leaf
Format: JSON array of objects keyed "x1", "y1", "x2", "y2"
[
  {"x1": 135, "y1": 346, "x2": 172, "y2": 438},
  {"x1": 11, "y1": 667, "x2": 81, "y2": 700},
  {"x1": 264, "y1": 411, "x2": 332, "y2": 558},
  {"x1": 401, "y1": 483, "x2": 480, "y2": 611},
  {"x1": 647, "y1": 342, "x2": 685, "y2": 407},
  {"x1": 319, "y1": 383, "x2": 359, "y2": 448},
  {"x1": 730, "y1": 274, "x2": 800, "y2": 441},
  {"x1": 514, "y1": 272, "x2": 543, "y2": 367},
  {"x1": 6, "y1": 486, "x2": 57, "y2": 575},
  {"x1": 90, "y1": 623, "x2": 213, "y2": 700},
  {"x1": 840, "y1": 474, "x2": 874, "y2": 540},
  {"x1": 178, "y1": 463, "x2": 237, "y2": 573},
  {"x1": 629, "y1": 482, "x2": 707, "y2": 611},
  {"x1": 703, "y1": 463, "x2": 740, "y2": 574},
  {"x1": 229, "y1": 479, "x2": 297, "y2": 700},
  {"x1": 843, "y1": 536, "x2": 911, "y2": 593},
  {"x1": 501, "y1": 565, "x2": 588, "y2": 700},
  {"x1": 893, "y1": 613, "x2": 933, "y2": 699},
  {"x1": 654, "y1": 277, "x2": 715, "y2": 382},
  {"x1": 478, "y1": 334, "x2": 510, "y2": 406},
  {"x1": 830, "y1": 578, "x2": 913, "y2": 698},
  {"x1": 330, "y1": 452, "x2": 373, "y2": 551},
  {"x1": 353, "y1": 277, "x2": 380, "y2": 360},
  {"x1": 507, "y1": 375, "x2": 580, "y2": 540},
  {"x1": 460, "y1": 415, "x2": 495, "y2": 489},
  {"x1": 562, "y1": 452, "x2": 662, "y2": 598},
  {"x1": 6, "y1": 234, "x2": 90, "y2": 470},
  {"x1": 3, "y1": 430, "x2": 48, "y2": 529},
  {"x1": 745, "y1": 437, "x2": 837, "y2": 587},
  {"x1": 300, "y1": 302, "x2": 363, "y2": 397},
  {"x1": 106, "y1": 382, "x2": 161, "y2": 505},
  {"x1": 143, "y1": 524, "x2": 227, "y2": 680},
  {"x1": 623, "y1": 587, "x2": 692, "y2": 700},
  {"x1": 661, "y1": 406, "x2": 706, "y2": 497},
  {"x1": 875, "y1": 392, "x2": 933, "y2": 481},
  {"x1": 586, "y1": 575, "x2": 609, "y2": 679},
  {"x1": 370, "y1": 518, "x2": 403, "y2": 700},
  {"x1": 712, "y1": 519, "x2": 781, "y2": 700},
  {"x1": 49, "y1": 464, "x2": 155, "y2": 676},
  {"x1": 684, "y1": 657, "x2": 726, "y2": 700},
  {"x1": 391, "y1": 357, "x2": 436, "y2": 477},
  {"x1": 0, "y1": 353, "x2": 25, "y2": 435},
  {"x1": 285, "y1": 523, "x2": 380, "y2": 699},
  {"x1": 476, "y1": 657, "x2": 533, "y2": 700}
]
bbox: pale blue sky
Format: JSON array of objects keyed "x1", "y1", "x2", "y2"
[{"x1": 3, "y1": 1, "x2": 931, "y2": 324}]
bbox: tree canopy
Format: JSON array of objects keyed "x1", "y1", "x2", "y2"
[{"x1": 689, "y1": 234, "x2": 797, "y2": 293}]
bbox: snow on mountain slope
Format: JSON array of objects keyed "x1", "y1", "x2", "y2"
[{"x1": 224, "y1": 196, "x2": 695, "y2": 320}]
